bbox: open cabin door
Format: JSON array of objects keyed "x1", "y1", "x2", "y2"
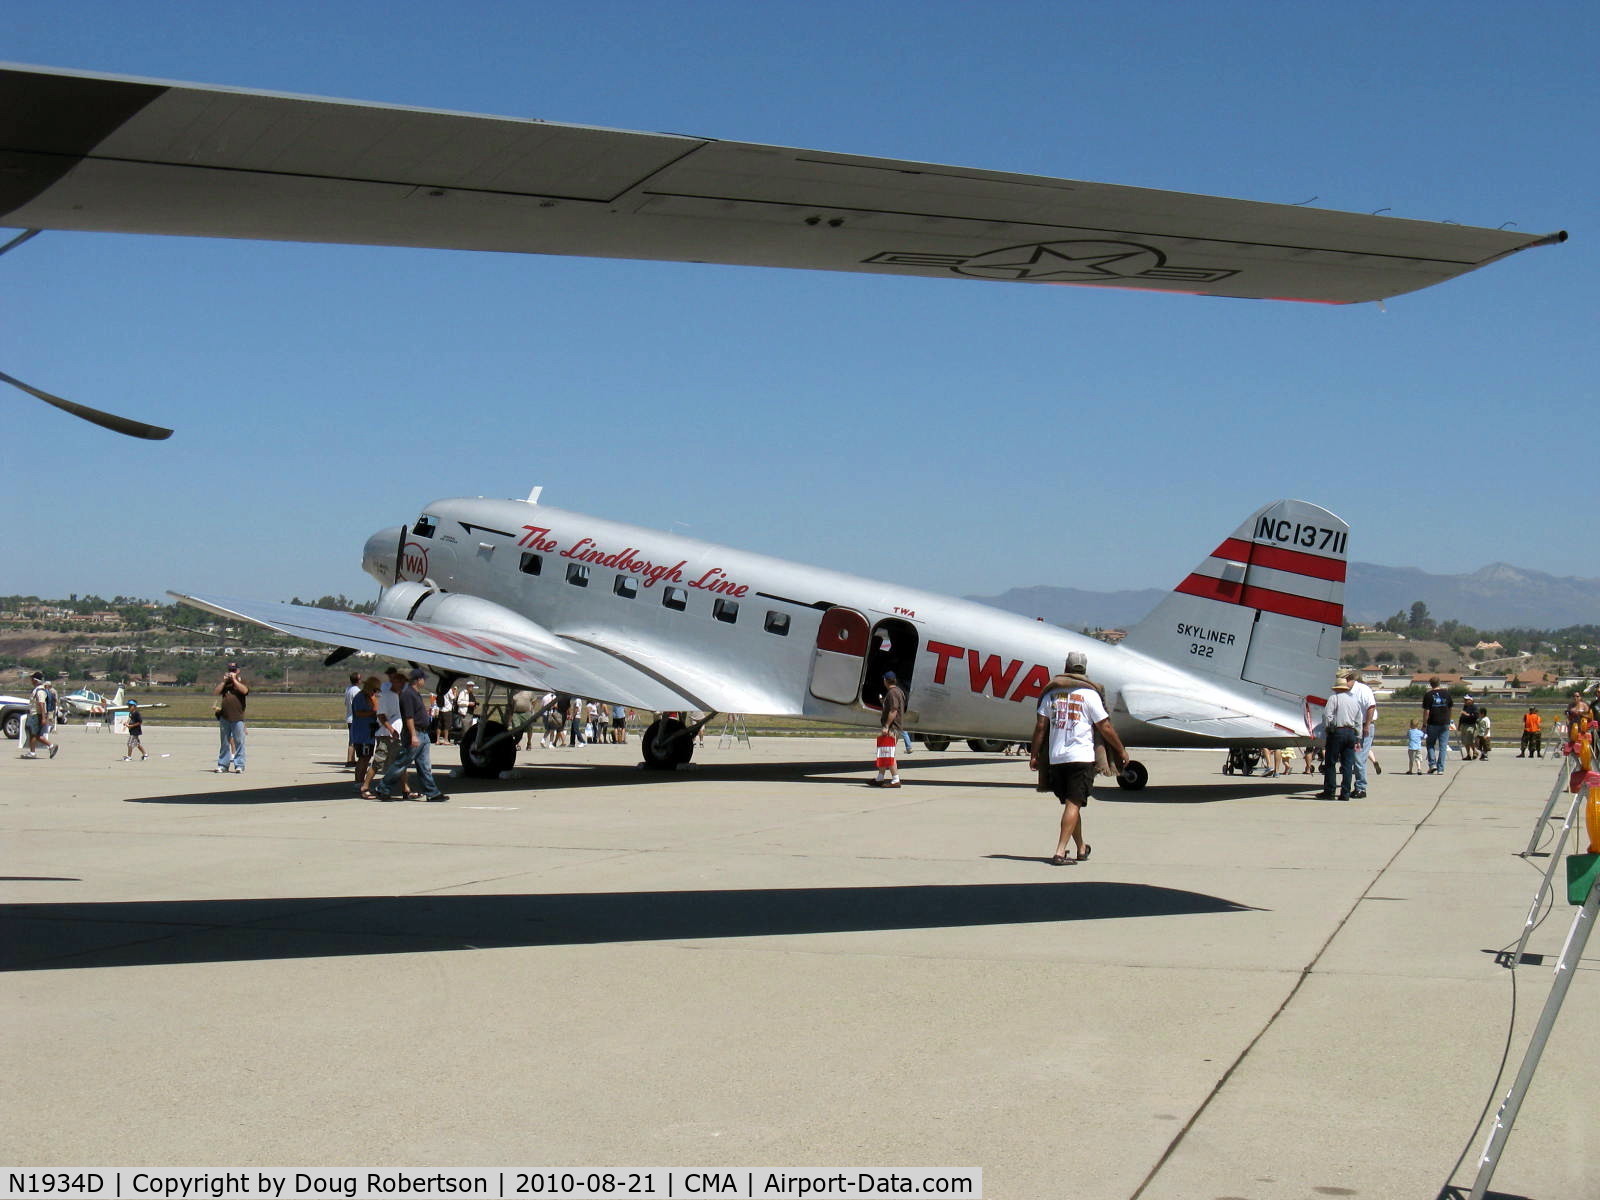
[{"x1": 809, "y1": 607, "x2": 870, "y2": 704}]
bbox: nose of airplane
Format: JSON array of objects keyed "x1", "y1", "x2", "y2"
[{"x1": 363, "y1": 526, "x2": 405, "y2": 586}]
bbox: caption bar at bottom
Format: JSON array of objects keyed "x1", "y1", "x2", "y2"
[{"x1": 1, "y1": 1171, "x2": 982, "y2": 1199}]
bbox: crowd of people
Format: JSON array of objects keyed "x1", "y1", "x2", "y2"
[
  {"x1": 17, "y1": 657, "x2": 1600, "y2": 861},
  {"x1": 527, "y1": 694, "x2": 631, "y2": 750}
]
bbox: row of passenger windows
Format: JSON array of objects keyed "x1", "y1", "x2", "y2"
[{"x1": 519, "y1": 551, "x2": 791, "y2": 635}]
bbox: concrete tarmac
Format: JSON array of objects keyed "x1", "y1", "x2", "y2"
[{"x1": 4, "y1": 725, "x2": 1596, "y2": 1199}]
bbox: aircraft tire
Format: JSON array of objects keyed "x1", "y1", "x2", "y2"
[
  {"x1": 642, "y1": 717, "x2": 694, "y2": 770},
  {"x1": 1116, "y1": 760, "x2": 1149, "y2": 790},
  {"x1": 966, "y1": 738, "x2": 1007, "y2": 754},
  {"x1": 459, "y1": 719, "x2": 516, "y2": 778},
  {"x1": 920, "y1": 736, "x2": 951, "y2": 752}
]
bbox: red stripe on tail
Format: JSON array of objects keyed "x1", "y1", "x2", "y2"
[
  {"x1": 1210, "y1": 538, "x2": 1346, "y2": 582},
  {"x1": 1176, "y1": 574, "x2": 1343, "y2": 626}
]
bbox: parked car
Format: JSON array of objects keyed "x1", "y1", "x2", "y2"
[{"x1": 1, "y1": 693, "x2": 30, "y2": 741}]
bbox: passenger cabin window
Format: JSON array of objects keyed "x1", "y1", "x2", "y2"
[
  {"x1": 764, "y1": 611, "x2": 791, "y2": 636},
  {"x1": 566, "y1": 563, "x2": 590, "y2": 587},
  {"x1": 519, "y1": 553, "x2": 542, "y2": 576},
  {"x1": 412, "y1": 516, "x2": 437, "y2": 538},
  {"x1": 713, "y1": 599, "x2": 739, "y2": 624},
  {"x1": 663, "y1": 586, "x2": 688, "y2": 611},
  {"x1": 614, "y1": 575, "x2": 638, "y2": 599}
]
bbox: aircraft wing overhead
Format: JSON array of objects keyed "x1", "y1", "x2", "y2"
[
  {"x1": 1, "y1": 65, "x2": 1565, "y2": 304},
  {"x1": 169, "y1": 591, "x2": 702, "y2": 713}
]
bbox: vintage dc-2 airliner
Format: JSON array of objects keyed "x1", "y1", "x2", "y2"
[{"x1": 173, "y1": 495, "x2": 1348, "y2": 788}]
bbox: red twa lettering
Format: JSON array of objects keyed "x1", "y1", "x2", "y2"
[
  {"x1": 968, "y1": 651, "x2": 1022, "y2": 698},
  {"x1": 927, "y1": 641, "x2": 965, "y2": 685},
  {"x1": 485, "y1": 639, "x2": 549, "y2": 667},
  {"x1": 1008, "y1": 664, "x2": 1051, "y2": 703},
  {"x1": 355, "y1": 614, "x2": 415, "y2": 638},
  {"x1": 414, "y1": 624, "x2": 501, "y2": 656}
]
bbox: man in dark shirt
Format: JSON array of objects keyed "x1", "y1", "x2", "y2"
[
  {"x1": 373, "y1": 669, "x2": 448, "y2": 802},
  {"x1": 1421, "y1": 677, "x2": 1453, "y2": 775},
  {"x1": 214, "y1": 663, "x2": 249, "y2": 773}
]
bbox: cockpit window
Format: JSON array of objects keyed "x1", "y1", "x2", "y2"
[{"x1": 412, "y1": 516, "x2": 437, "y2": 538}]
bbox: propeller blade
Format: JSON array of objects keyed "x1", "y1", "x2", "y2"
[{"x1": 0, "y1": 370, "x2": 174, "y2": 440}]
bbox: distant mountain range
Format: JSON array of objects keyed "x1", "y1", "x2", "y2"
[{"x1": 967, "y1": 562, "x2": 1600, "y2": 632}]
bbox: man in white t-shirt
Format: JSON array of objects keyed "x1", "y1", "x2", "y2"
[
  {"x1": 1345, "y1": 672, "x2": 1378, "y2": 798},
  {"x1": 1028, "y1": 651, "x2": 1129, "y2": 866},
  {"x1": 368, "y1": 666, "x2": 409, "y2": 799}
]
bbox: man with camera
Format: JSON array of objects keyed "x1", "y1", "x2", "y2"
[{"x1": 213, "y1": 662, "x2": 250, "y2": 774}]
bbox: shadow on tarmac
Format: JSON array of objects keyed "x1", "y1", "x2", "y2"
[
  {"x1": 3, "y1": 880, "x2": 1258, "y2": 972},
  {"x1": 121, "y1": 756, "x2": 1319, "y2": 805}
]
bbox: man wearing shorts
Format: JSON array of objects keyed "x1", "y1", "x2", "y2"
[{"x1": 1029, "y1": 651, "x2": 1129, "y2": 866}]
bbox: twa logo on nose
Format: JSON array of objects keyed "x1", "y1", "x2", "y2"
[{"x1": 400, "y1": 541, "x2": 430, "y2": 581}]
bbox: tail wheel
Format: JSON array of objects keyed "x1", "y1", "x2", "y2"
[
  {"x1": 967, "y1": 738, "x2": 1007, "y2": 753},
  {"x1": 642, "y1": 717, "x2": 695, "y2": 770},
  {"x1": 460, "y1": 719, "x2": 516, "y2": 778},
  {"x1": 1117, "y1": 760, "x2": 1149, "y2": 790}
]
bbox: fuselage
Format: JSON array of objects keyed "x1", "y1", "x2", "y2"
[{"x1": 361, "y1": 498, "x2": 1305, "y2": 749}]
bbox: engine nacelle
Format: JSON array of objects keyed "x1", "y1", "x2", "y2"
[{"x1": 373, "y1": 584, "x2": 567, "y2": 655}]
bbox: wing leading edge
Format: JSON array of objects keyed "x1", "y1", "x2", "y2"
[
  {"x1": 1, "y1": 64, "x2": 1565, "y2": 304},
  {"x1": 170, "y1": 591, "x2": 701, "y2": 712}
]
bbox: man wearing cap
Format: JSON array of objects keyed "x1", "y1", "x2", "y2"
[
  {"x1": 213, "y1": 663, "x2": 249, "y2": 773},
  {"x1": 871, "y1": 671, "x2": 908, "y2": 787},
  {"x1": 1458, "y1": 694, "x2": 1480, "y2": 761},
  {"x1": 21, "y1": 670, "x2": 59, "y2": 759},
  {"x1": 1345, "y1": 671, "x2": 1378, "y2": 798},
  {"x1": 373, "y1": 669, "x2": 448, "y2": 802},
  {"x1": 1319, "y1": 677, "x2": 1364, "y2": 800},
  {"x1": 1030, "y1": 651, "x2": 1129, "y2": 865}
]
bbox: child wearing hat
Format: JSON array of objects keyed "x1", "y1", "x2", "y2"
[{"x1": 123, "y1": 701, "x2": 148, "y2": 761}]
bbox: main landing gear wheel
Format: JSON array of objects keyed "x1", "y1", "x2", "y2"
[
  {"x1": 1116, "y1": 760, "x2": 1149, "y2": 790},
  {"x1": 967, "y1": 738, "x2": 1007, "y2": 753},
  {"x1": 920, "y1": 736, "x2": 951, "y2": 752},
  {"x1": 459, "y1": 719, "x2": 516, "y2": 778},
  {"x1": 641, "y1": 716, "x2": 695, "y2": 770}
]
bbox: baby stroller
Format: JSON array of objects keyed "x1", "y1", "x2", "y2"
[{"x1": 1223, "y1": 745, "x2": 1264, "y2": 775}]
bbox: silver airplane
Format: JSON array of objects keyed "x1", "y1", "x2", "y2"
[
  {"x1": 173, "y1": 495, "x2": 1347, "y2": 787},
  {"x1": 0, "y1": 64, "x2": 1566, "y2": 437}
]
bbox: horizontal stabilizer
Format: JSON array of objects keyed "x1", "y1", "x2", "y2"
[{"x1": 1120, "y1": 686, "x2": 1294, "y2": 742}]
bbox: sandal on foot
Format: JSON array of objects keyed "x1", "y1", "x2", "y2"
[
  {"x1": 1049, "y1": 852, "x2": 1071, "y2": 866},
  {"x1": 1078, "y1": 844, "x2": 1092, "y2": 861}
]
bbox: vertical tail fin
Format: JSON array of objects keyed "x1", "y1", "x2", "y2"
[{"x1": 1125, "y1": 500, "x2": 1347, "y2": 724}]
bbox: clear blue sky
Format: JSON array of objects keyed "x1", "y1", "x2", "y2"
[{"x1": 4, "y1": 0, "x2": 1594, "y2": 607}]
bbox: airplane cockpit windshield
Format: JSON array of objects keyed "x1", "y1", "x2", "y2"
[{"x1": 412, "y1": 516, "x2": 437, "y2": 538}]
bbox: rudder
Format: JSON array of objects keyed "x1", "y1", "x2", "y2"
[{"x1": 1126, "y1": 500, "x2": 1347, "y2": 723}]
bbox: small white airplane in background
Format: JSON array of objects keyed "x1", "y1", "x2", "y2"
[
  {"x1": 0, "y1": 63, "x2": 1566, "y2": 437},
  {"x1": 57, "y1": 683, "x2": 166, "y2": 719},
  {"x1": 173, "y1": 495, "x2": 1347, "y2": 788}
]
